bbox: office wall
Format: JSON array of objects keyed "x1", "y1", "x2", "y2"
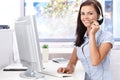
[
  {"x1": 0, "y1": 0, "x2": 22, "y2": 29},
  {"x1": 110, "y1": 50, "x2": 120, "y2": 80},
  {"x1": 0, "y1": 0, "x2": 26, "y2": 63}
]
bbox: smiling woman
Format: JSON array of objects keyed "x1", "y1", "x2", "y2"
[{"x1": 57, "y1": 0, "x2": 114, "y2": 80}]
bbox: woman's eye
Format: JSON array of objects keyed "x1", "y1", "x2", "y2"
[
  {"x1": 80, "y1": 13, "x2": 85, "y2": 15},
  {"x1": 88, "y1": 12, "x2": 93, "y2": 15},
  {"x1": 80, "y1": 12, "x2": 93, "y2": 16}
]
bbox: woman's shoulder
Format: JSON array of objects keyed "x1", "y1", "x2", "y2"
[
  {"x1": 98, "y1": 29, "x2": 114, "y2": 44},
  {"x1": 96, "y1": 29, "x2": 113, "y2": 39},
  {"x1": 100, "y1": 30, "x2": 113, "y2": 39}
]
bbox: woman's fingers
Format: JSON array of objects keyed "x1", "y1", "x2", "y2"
[
  {"x1": 91, "y1": 20, "x2": 99, "y2": 26},
  {"x1": 57, "y1": 67, "x2": 66, "y2": 73},
  {"x1": 66, "y1": 70, "x2": 73, "y2": 74},
  {"x1": 57, "y1": 67, "x2": 72, "y2": 74}
]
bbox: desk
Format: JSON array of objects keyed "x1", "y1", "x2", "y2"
[{"x1": 0, "y1": 61, "x2": 85, "y2": 80}]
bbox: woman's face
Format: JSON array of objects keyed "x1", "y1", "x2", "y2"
[{"x1": 80, "y1": 5, "x2": 98, "y2": 28}]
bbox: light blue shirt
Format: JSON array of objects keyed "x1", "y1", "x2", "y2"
[{"x1": 76, "y1": 29, "x2": 114, "y2": 80}]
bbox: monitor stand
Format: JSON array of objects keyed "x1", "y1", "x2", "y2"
[{"x1": 20, "y1": 68, "x2": 44, "y2": 79}]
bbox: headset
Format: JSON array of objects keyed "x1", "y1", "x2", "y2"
[{"x1": 96, "y1": 3, "x2": 103, "y2": 21}]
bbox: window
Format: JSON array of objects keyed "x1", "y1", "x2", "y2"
[
  {"x1": 24, "y1": 0, "x2": 120, "y2": 42},
  {"x1": 24, "y1": 0, "x2": 80, "y2": 42},
  {"x1": 104, "y1": 0, "x2": 113, "y2": 33},
  {"x1": 113, "y1": 0, "x2": 120, "y2": 41}
]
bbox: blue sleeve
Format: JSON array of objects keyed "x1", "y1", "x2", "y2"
[{"x1": 100, "y1": 31, "x2": 114, "y2": 47}]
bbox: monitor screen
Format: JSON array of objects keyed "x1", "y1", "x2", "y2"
[{"x1": 15, "y1": 15, "x2": 44, "y2": 78}]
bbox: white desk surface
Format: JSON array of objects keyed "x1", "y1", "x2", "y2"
[{"x1": 0, "y1": 60, "x2": 85, "y2": 80}]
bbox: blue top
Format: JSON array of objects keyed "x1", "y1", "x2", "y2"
[{"x1": 76, "y1": 29, "x2": 114, "y2": 80}]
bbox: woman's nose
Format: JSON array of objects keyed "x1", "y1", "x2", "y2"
[{"x1": 83, "y1": 14, "x2": 89, "y2": 19}]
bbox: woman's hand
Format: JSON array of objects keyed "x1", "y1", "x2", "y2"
[
  {"x1": 57, "y1": 48, "x2": 77, "y2": 74},
  {"x1": 57, "y1": 64, "x2": 75, "y2": 74},
  {"x1": 90, "y1": 20, "x2": 100, "y2": 35}
]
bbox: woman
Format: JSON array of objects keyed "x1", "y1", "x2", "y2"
[{"x1": 57, "y1": 0, "x2": 114, "y2": 80}]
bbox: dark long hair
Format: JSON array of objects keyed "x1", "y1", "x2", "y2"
[{"x1": 74, "y1": 0, "x2": 104, "y2": 47}]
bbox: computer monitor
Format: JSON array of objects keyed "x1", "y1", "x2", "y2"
[{"x1": 15, "y1": 15, "x2": 44, "y2": 78}]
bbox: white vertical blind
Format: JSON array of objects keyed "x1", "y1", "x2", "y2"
[{"x1": 113, "y1": 0, "x2": 120, "y2": 39}]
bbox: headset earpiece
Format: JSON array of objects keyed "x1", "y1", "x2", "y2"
[{"x1": 98, "y1": 15, "x2": 103, "y2": 21}]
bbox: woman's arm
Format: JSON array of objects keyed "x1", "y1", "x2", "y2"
[
  {"x1": 89, "y1": 21, "x2": 112, "y2": 66},
  {"x1": 89, "y1": 34, "x2": 112, "y2": 66},
  {"x1": 68, "y1": 47, "x2": 78, "y2": 67},
  {"x1": 57, "y1": 47, "x2": 78, "y2": 74}
]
